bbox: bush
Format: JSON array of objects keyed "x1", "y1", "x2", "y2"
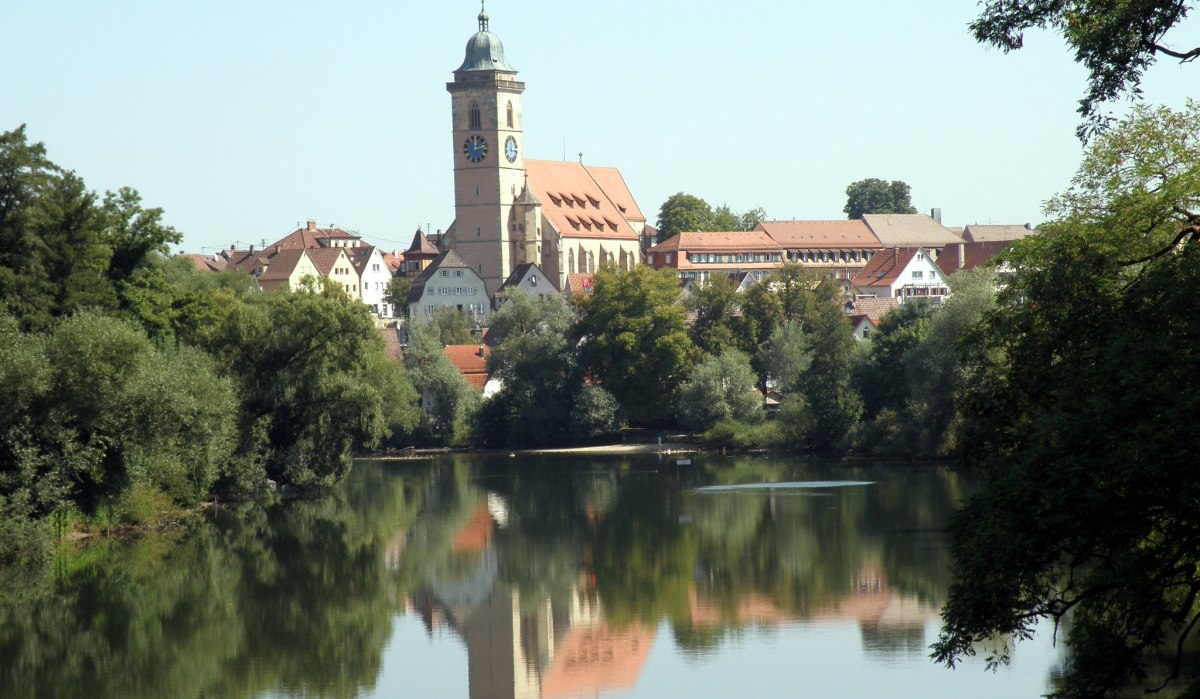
[
  {"x1": 699, "y1": 419, "x2": 784, "y2": 451},
  {"x1": 571, "y1": 385, "x2": 621, "y2": 441},
  {"x1": 677, "y1": 351, "x2": 762, "y2": 431}
]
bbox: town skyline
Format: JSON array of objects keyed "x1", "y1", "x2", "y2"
[{"x1": 4, "y1": 0, "x2": 1197, "y2": 253}]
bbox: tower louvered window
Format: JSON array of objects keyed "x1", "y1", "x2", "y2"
[{"x1": 469, "y1": 102, "x2": 481, "y2": 130}]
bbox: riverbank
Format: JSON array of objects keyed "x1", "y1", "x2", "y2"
[{"x1": 360, "y1": 440, "x2": 706, "y2": 460}]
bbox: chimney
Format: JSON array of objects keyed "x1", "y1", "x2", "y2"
[
  {"x1": 478, "y1": 344, "x2": 486, "y2": 358},
  {"x1": 930, "y1": 208, "x2": 942, "y2": 224},
  {"x1": 1025, "y1": 222, "x2": 1033, "y2": 230},
  {"x1": 306, "y1": 220, "x2": 317, "y2": 231},
  {"x1": 249, "y1": 244, "x2": 255, "y2": 254},
  {"x1": 958, "y1": 242, "x2": 965, "y2": 270}
]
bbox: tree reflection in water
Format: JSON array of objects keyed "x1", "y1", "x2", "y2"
[{"x1": 0, "y1": 455, "x2": 970, "y2": 699}]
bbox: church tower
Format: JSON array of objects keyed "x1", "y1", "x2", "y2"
[{"x1": 447, "y1": 3, "x2": 527, "y2": 295}]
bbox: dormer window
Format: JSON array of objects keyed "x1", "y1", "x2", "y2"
[{"x1": 469, "y1": 102, "x2": 481, "y2": 130}]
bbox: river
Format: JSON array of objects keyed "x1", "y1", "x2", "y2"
[{"x1": 0, "y1": 453, "x2": 1063, "y2": 698}]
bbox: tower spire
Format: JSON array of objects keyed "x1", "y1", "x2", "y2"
[{"x1": 478, "y1": 0, "x2": 489, "y2": 32}]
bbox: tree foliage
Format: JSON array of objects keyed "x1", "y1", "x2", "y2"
[
  {"x1": 404, "y1": 318, "x2": 478, "y2": 446},
  {"x1": 571, "y1": 265, "x2": 696, "y2": 424},
  {"x1": 677, "y1": 351, "x2": 762, "y2": 431},
  {"x1": 0, "y1": 126, "x2": 180, "y2": 332},
  {"x1": 843, "y1": 178, "x2": 917, "y2": 220},
  {"x1": 654, "y1": 192, "x2": 767, "y2": 243},
  {"x1": 472, "y1": 289, "x2": 581, "y2": 448},
  {"x1": 971, "y1": 0, "x2": 1199, "y2": 139},
  {"x1": 934, "y1": 103, "x2": 1200, "y2": 697}
]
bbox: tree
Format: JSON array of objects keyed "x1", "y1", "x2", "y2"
[
  {"x1": 677, "y1": 351, "x2": 762, "y2": 431},
  {"x1": 404, "y1": 318, "x2": 478, "y2": 445},
  {"x1": 656, "y1": 193, "x2": 713, "y2": 244},
  {"x1": 687, "y1": 272, "x2": 740, "y2": 356},
  {"x1": 571, "y1": 265, "x2": 696, "y2": 424},
  {"x1": 934, "y1": 104, "x2": 1200, "y2": 697},
  {"x1": 430, "y1": 305, "x2": 474, "y2": 345},
  {"x1": 745, "y1": 265, "x2": 861, "y2": 449},
  {"x1": 970, "y1": 0, "x2": 1199, "y2": 140},
  {"x1": 198, "y1": 285, "x2": 411, "y2": 488},
  {"x1": 472, "y1": 289, "x2": 578, "y2": 447},
  {"x1": 1044, "y1": 99, "x2": 1200, "y2": 264},
  {"x1": 0, "y1": 126, "x2": 180, "y2": 333},
  {"x1": 655, "y1": 192, "x2": 767, "y2": 244},
  {"x1": 843, "y1": 178, "x2": 917, "y2": 220},
  {"x1": 383, "y1": 276, "x2": 412, "y2": 312}
]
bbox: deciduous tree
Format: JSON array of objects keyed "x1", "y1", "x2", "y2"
[
  {"x1": 843, "y1": 178, "x2": 916, "y2": 220},
  {"x1": 971, "y1": 0, "x2": 1199, "y2": 139},
  {"x1": 934, "y1": 103, "x2": 1200, "y2": 698},
  {"x1": 571, "y1": 265, "x2": 696, "y2": 424}
]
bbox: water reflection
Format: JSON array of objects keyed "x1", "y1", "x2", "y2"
[{"x1": 0, "y1": 454, "x2": 1054, "y2": 699}]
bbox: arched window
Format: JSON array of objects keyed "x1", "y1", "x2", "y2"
[
  {"x1": 587, "y1": 251, "x2": 595, "y2": 273},
  {"x1": 506, "y1": 101, "x2": 513, "y2": 128},
  {"x1": 469, "y1": 102, "x2": 481, "y2": 130},
  {"x1": 569, "y1": 249, "x2": 576, "y2": 274}
]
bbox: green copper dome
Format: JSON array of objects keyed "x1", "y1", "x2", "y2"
[{"x1": 456, "y1": 4, "x2": 515, "y2": 73}]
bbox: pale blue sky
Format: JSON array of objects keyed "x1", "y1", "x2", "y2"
[{"x1": 4, "y1": 1, "x2": 1197, "y2": 253}]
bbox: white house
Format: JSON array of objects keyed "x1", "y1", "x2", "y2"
[
  {"x1": 852, "y1": 247, "x2": 950, "y2": 303},
  {"x1": 350, "y1": 246, "x2": 396, "y2": 318},
  {"x1": 406, "y1": 250, "x2": 491, "y2": 323}
]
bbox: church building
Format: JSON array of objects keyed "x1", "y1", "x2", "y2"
[{"x1": 445, "y1": 5, "x2": 645, "y2": 295}]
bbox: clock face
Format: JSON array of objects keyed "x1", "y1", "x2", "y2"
[
  {"x1": 505, "y1": 136, "x2": 518, "y2": 163},
  {"x1": 463, "y1": 135, "x2": 488, "y2": 162}
]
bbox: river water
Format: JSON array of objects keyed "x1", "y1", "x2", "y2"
[{"x1": 0, "y1": 453, "x2": 1062, "y2": 698}]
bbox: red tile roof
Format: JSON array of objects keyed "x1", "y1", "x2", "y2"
[
  {"x1": 256, "y1": 249, "x2": 311, "y2": 289},
  {"x1": 305, "y1": 248, "x2": 350, "y2": 277},
  {"x1": 404, "y1": 229, "x2": 440, "y2": 256},
  {"x1": 654, "y1": 230, "x2": 781, "y2": 253},
  {"x1": 755, "y1": 220, "x2": 881, "y2": 249},
  {"x1": 565, "y1": 273, "x2": 594, "y2": 296},
  {"x1": 381, "y1": 251, "x2": 402, "y2": 273},
  {"x1": 177, "y1": 254, "x2": 225, "y2": 272},
  {"x1": 443, "y1": 344, "x2": 490, "y2": 391},
  {"x1": 378, "y1": 327, "x2": 403, "y2": 361},
  {"x1": 853, "y1": 248, "x2": 923, "y2": 288},
  {"x1": 846, "y1": 297, "x2": 900, "y2": 325},
  {"x1": 269, "y1": 223, "x2": 360, "y2": 250},
  {"x1": 524, "y1": 160, "x2": 640, "y2": 241},
  {"x1": 937, "y1": 240, "x2": 1013, "y2": 275}
]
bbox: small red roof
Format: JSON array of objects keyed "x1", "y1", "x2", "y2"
[
  {"x1": 566, "y1": 273, "x2": 594, "y2": 296},
  {"x1": 443, "y1": 344, "x2": 490, "y2": 391},
  {"x1": 853, "y1": 248, "x2": 923, "y2": 288},
  {"x1": 269, "y1": 222, "x2": 360, "y2": 251}
]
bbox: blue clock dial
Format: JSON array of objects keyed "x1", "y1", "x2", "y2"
[
  {"x1": 463, "y1": 135, "x2": 488, "y2": 162},
  {"x1": 505, "y1": 136, "x2": 518, "y2": 163}
]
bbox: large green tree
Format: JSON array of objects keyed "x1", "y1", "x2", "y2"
[
  {"x1": 197, "y1": 284, "x2": 419, "y2": 488},
  {"x1": 971, "y1": 0, "x2": 1198, "y2": 139},
  {"x1": 655, "y1": 192, "x2": 767, "y2": 244},
  {"x1": 0, "y1": 126, "x2": 180, "y2": 332},
  {"x1": 843, "y1": 178, "x2": 917, "y2": 220},
  {"x1": 472, "y1": 289, "x2": 581, "y2": 447},
  {"x1": 571, "y1": 265, "x2": 696, "y2": 424},
  {"x1": 934, "y1": 103, "x2": 1200, "y2": 698}
]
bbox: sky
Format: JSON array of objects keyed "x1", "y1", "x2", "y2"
[{"x1": 3, "y1": 1, "x2": 1197, "y2": 254}]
